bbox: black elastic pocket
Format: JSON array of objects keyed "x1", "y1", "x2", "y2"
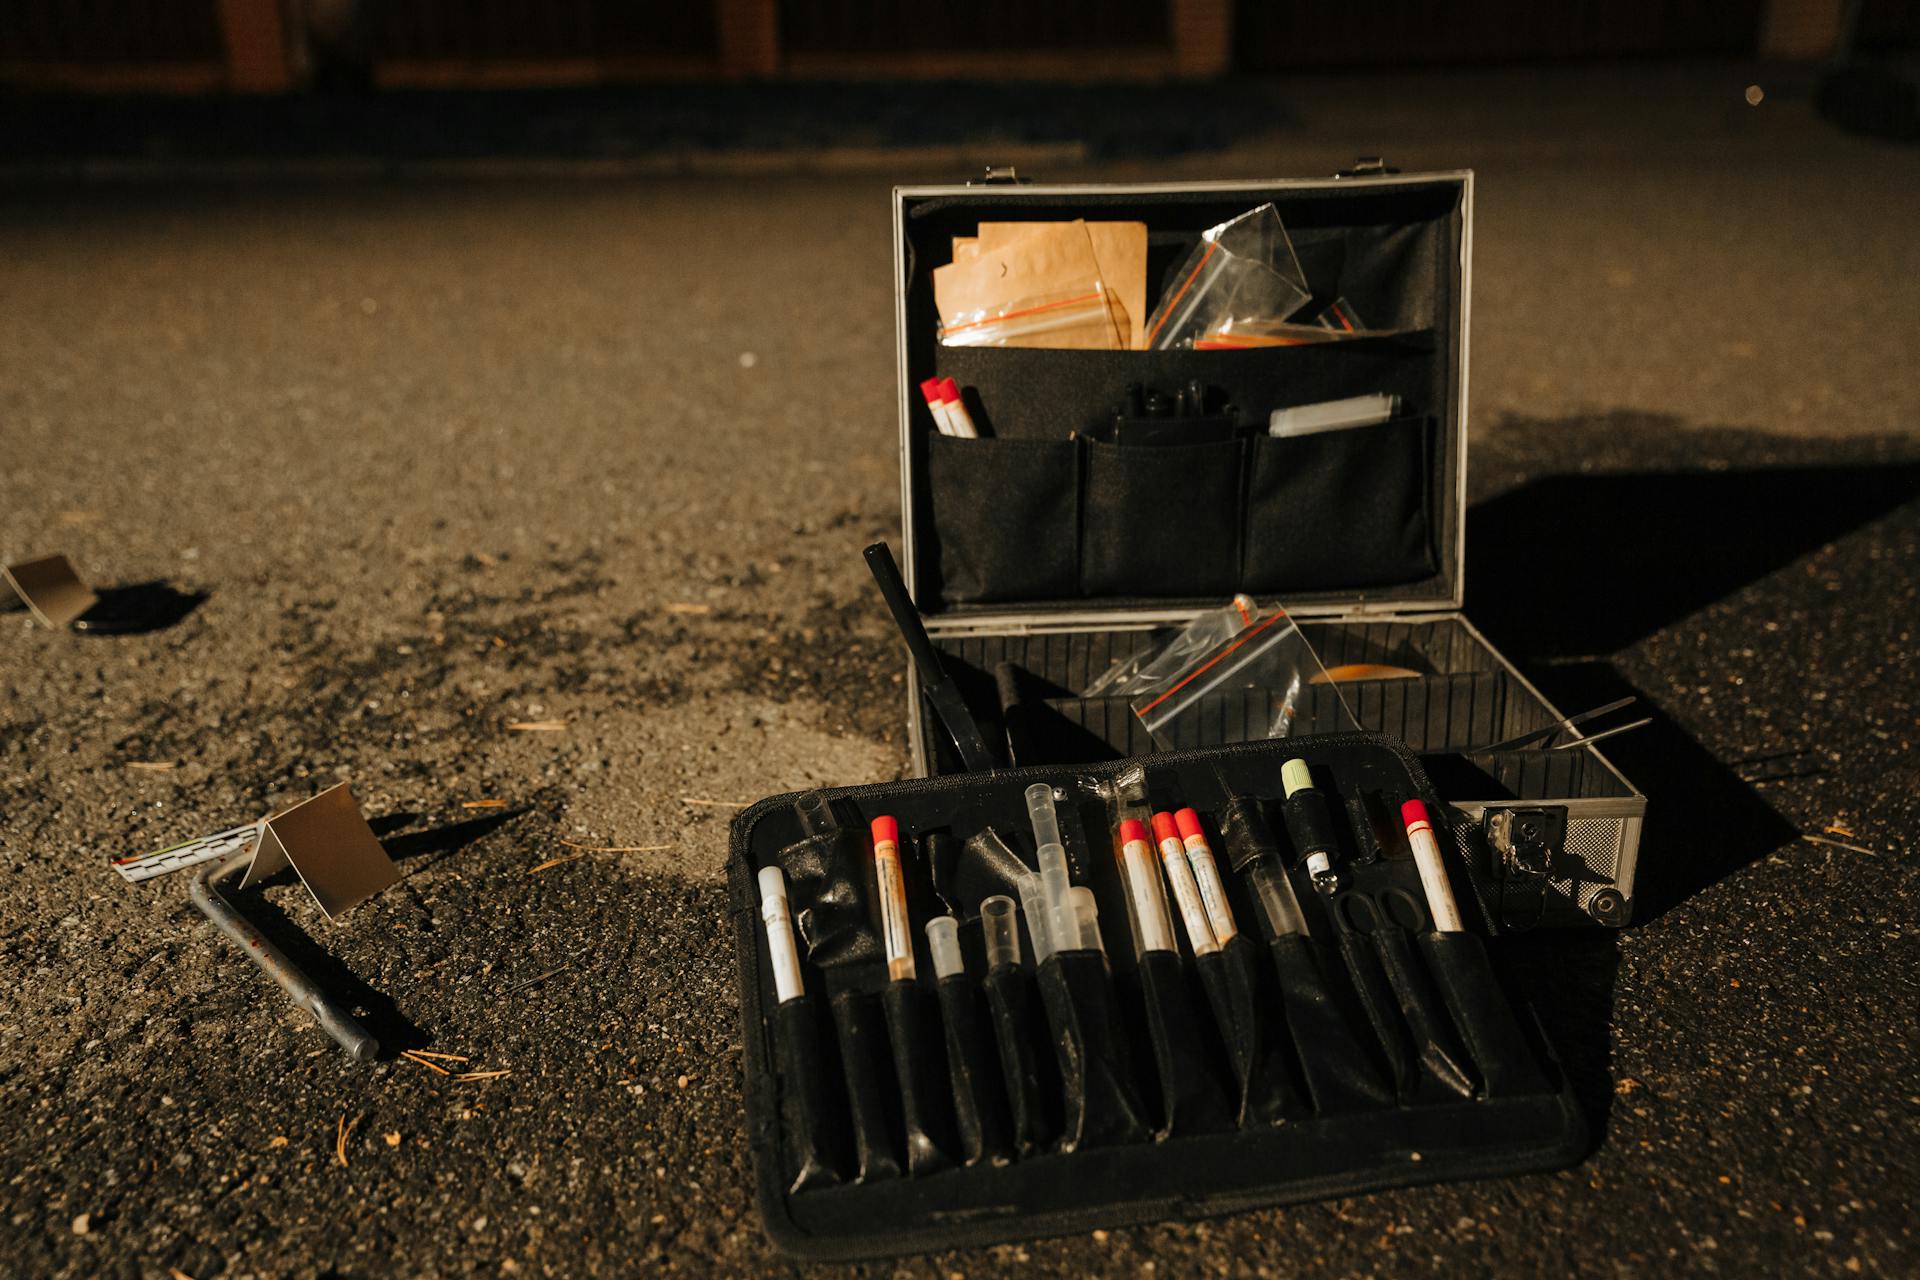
[
  {"x1": 1266, "y1": 935, "x2": 1393, "y2": 1113},
  {"x1": 1082, "y1": 438, "x2": 1244, "y2": 597},
  {"x1": 1204, "y1": 936, "x2": 1302, "y2": 1127},
  {"x1": 1036, "y1": 951, "x2": 1152, "y2": 1152},
  {"x1": 1130, "y1": 950, "x2": 1234, "y2": 1138},
  {"x1": 983, "y1": 964, "x2": 1056, "y2": 1157},
  {"x1": 927, "y1": 435, "x2": 1081, "y2": 602},
  {"x1": 881, "y1": 981, "x2": 957, "y2": 1176},
  {"x1": 776, "y1": 829, "x2": 882, "y2": 970},
  {"x1": 1242, "y1": 415, "x2": 1433, "y2": 593},
  {"x1": 770, "y1": 996, "x2": 845, "y2": 1193},
  {"x1": 1333, "y1": 930, "x2": 1418, "y2": 1102},
  {"x1": 1418, "y1": 932, "x2": 1550, "y2": 1098},
  {"x1": 936, "y1": 973, "x2": 1015, "y2": 1166},
  {"x1": 828, "y1": 989, "x2": 903, "y2": 1182},
  {"x1": 1371, "y1": 929, "x2": 1476, "y2": 1100}
]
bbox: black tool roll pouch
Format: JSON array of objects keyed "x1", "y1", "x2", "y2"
[
  {"x1": 1417, "y1": 931, "x2": 1551, "y2": 1098},
  {"x1": 1037, "y1": 949, "x2": 1153, "y2": 1152},
  {"x1": 926, "y1": 435, "x2": 1080, "y2": 602},
  {"x1": 1128, "y1": 950, "x2": 1235, "y2": 1137},
  {"x1": 1082, "y1": 437, "x2": 1244, "y2": 597},
  {"x1": 935, "y1": 972, "x2": 1015, "y2": 1166},
  {"x1": 983, "y1": 963, "x2": 1056, "y2": 1156},
  {"x1": 731, "y1": 733, "x2": 1585, "y2": 1262},
  {"x1": 1242, "y1": 415, "x2": 1433, "y2": 594}
]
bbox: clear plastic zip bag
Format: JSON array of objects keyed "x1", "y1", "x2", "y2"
[{"x1": 1143, "y1": 204, "x2": 1313, "y2": 351}]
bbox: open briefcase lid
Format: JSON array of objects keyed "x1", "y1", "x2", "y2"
[{"x1": 892, "y1": 171, "x2": 1472, "y2": 632}]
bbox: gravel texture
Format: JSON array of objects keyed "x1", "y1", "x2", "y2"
[{"x1": 2, "y1": 63, "x2": 1916, "y2": 1278}]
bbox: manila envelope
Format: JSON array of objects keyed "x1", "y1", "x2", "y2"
[
  {"x1": 933, "y1": 221, "x2": 1124, "y2": 349},
  {"x1": 976, "y1": 220, "x2": 1147, "y2": 351}
]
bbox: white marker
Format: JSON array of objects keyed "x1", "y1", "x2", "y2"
[
  {"x1": 1400, "y1": 800, "x2": 1464, "y2": 932},
  {"x1": 757, "y1": 866, "x2": 805, "y2": 1003},
  {"x1": 1151, "y1": 812, "x2": 1219, "y2": 956}
]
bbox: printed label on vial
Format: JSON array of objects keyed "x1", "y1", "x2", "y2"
[
  {"x1": 1184, "y1": 839, "x2": 1236, "y2": 941},
  {"x1": 876, "y1": 847, "x2": 912, "y2": 974}
]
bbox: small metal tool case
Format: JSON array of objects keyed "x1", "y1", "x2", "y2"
[{"x1": 727, "y1": 171, "x2": 1613, "y2": 1260}]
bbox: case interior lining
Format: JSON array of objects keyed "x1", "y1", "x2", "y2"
[{"x1": 899, "y1": 182, "x2": 1464, "y2": 615}]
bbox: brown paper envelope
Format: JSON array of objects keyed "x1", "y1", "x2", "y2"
[
  {"x1": 978, "y1": 221, "x2": 1146, "y2": 350},
  {"x1": 932, "y1": 221, "x2": 1121, "y2": 349},
  {"x1": 952, "y1": 236, "x2": 979, "y2": 262}
]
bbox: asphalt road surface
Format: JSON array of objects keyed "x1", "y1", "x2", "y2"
[{"x1": 2, "y1": 63, "x2": 1916, "y2": 1278}]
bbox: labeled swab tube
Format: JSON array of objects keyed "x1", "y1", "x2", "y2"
[
  {"x1": 757, "y1": 867, "x2": 806, "y2": 1004},
  {"x1": 1151, "y1": 812, "x2": 1219, "y2": 956},
  {"x1": 1401, "y1": 800, "x2": 1465, "y2": 933},
  {"x1": 926, "y1": 915, "x2": 966, "y2": 979},
  {"x1": 981, "y1": 895, "x2": 1021, "y2": 970},
  {"x1": 1116, "y1": 820, "x2": 1177, "y2": 954},
  {"x1": 1174, "y1": 808, "x2": 1237, "y2": 945},
  {"x1": 870, "y1": 816, "x2": 915, "y2": 981}
]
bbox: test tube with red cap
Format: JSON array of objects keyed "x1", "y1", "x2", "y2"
[
  {"x1": 1116, "y1": 819, "x2": 1176, "y2": 954},
  {"x1": 939, "y1": 378, "x2": 980, "y2": 438},
  {"x1": 1174, "y1": 808, "x2": 1237, "y2": 945},
  {"x1": 918, "y1": 378, "x2": 956, "y2": 436},
  {"x1": 1401, "y1": 800, "x2": 1464, "y2": 932},
  {"x1": 870, "y1": 815, "x2": 915, "y2": 981},
  {"x1": 1151, "y1": 811, "x2": 1219, "y2": 956}
]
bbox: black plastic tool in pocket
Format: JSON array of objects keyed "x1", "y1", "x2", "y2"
[
  {"x1": 935, "y1": 973, "x2": 1015, "y2": 1166},
  {"x1": 1082, "y1": 437, "x2": 1244, "y2": 597},
  {"x1": 828, "y1": 988, "x2": 903, "y2": 1182},
  {"x1": 983, "y1": 963, "x2": 1055, "y2": 1157},
  {"x1": 1266, "y1": 934, "x2": 1394, "y2": 1113},
  {"x1": 926, "y1": 435, "x2": 1081, "y2": 602},
  {"x1": 770, "y1": 996, "x2": 845, "y2": 1193},
  {"x1": 881, "y1": 980, "x2": 957, "y2": 1176},
  {"x1": 1418, "y1": 932, "x2": 1551, "y2": 1098},
  {"x1": 1127, "y1": 950, "x2": 1235, "y2": 1138},
  {"x1": 1036, "y1": 951, "x2": 1152, "y2": 1152},
  {"x1": 1241, "y1": 416, "x2": 1432, "y2": 594}
]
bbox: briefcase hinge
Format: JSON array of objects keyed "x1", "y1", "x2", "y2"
[{"x1": 970, "y1": 166, "x2": 1033, "y2": 186}]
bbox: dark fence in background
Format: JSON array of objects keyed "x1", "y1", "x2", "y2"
[{"x1": 1236, "y1": 0, "x2": 1767, "y2": 70}]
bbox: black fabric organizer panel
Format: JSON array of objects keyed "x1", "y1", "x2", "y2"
[
  {"x1": 900, "y1": 181, "x2": 1464, "y2": 614},
  {"x1": 729, "y1": 734, "x2": 1586, "y2": 1261}
]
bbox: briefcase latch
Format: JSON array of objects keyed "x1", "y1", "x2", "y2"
[
  {"x1": 970, "y1": 166, "x2": 1033, "y2": 186},
  {"x1": 1334, "y1": 156, "x2": 1398, "y2": 179}
]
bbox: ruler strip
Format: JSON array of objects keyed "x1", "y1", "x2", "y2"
[{"x1": 112, "y1": 821, "x2": 262, "y2": 884}]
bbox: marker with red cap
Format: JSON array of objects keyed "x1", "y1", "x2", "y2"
[
  {"x1": 1173, "y1": 808, "x2": 1237, "y2": 945},
  {"x1": 1116, "y1": 819, "x2": 1177, "y2": 954},
  {"x1": 1400, "y1": 800, "x2": 1464, "y2": 932},
  {"x1": 918, "y1": 378, "x2": 956, "y2": 436},
  {"x1": 939, "y1": 378, "x2": 980, "y2": 438},
  {"x1": 1152, "y1": 811, "x2": 1219, "y2": 956},
  {"x1": 871, "y1": 815, "x2": 916, "y2": 980}
]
